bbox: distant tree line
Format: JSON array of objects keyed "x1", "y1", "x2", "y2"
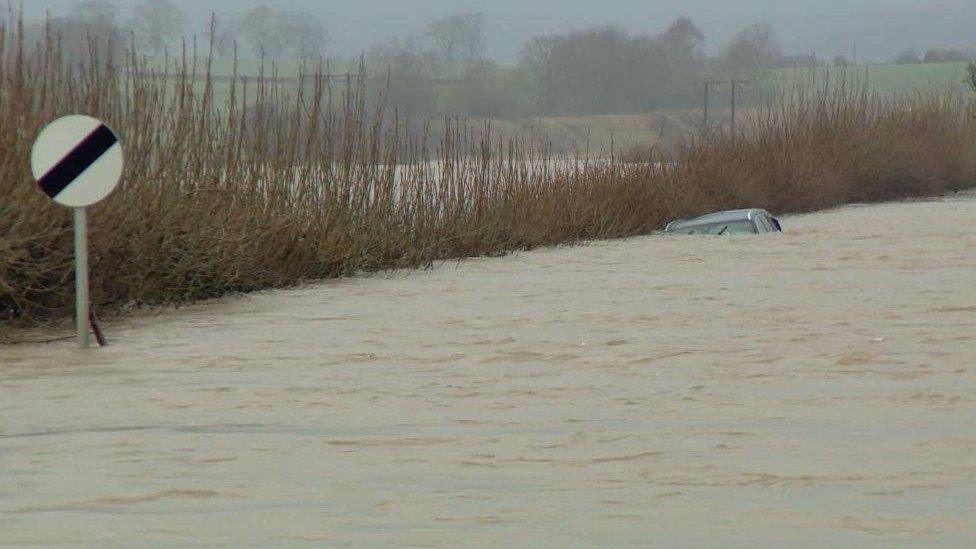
[
  {"x1": 5, "y1": 2, "x2": 799, "y2": 117},
  {"x1": 366, "y1": 13, "x2": 497, "y2": 115},
  {"x1": 38, "y1": 0, "x2": 186, "y2": 57},
  {"x1": 367, "y1": 16, "x2": 790, "y2": 117},
  {"x1": 518, "y1": 20, "x2": 704, "y2": 114},
  {"x1": 13, "y1": 1, "x2": 329, "y2": 60},
  {"x1": 210, "y1": 6, "x2": 329, "y2": 60},
  {"x1": 893, "y1": 47, "x2": 972, "y2": 65},
  {"x1": 24, "y1": 2, "x2": 972, "y2": 119}
]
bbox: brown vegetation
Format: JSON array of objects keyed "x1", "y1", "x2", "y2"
[{"x1": 1, "y1": 22, "x2": 975, "y2": 332}]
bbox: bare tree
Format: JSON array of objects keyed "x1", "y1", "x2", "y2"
[
  {"x1": 658, "y1": 15, "x2": 705, "y2": 99},
  {"x1": 518, "y1": 18, "x2": 709, "y2": 115},
  {"x1": 279, "y1": 11, "x2": 328, "y2": 60},
  {"x1": 68, "y1": 1, "x2": 117, "y2": 28},
  {"x1": 722, "y1": 23, "x2": 783, "y2": 72},
  {"x1": 369, "y1": 35, "x2": 441, "y2": 114},
  {"x1": 660, "y1": 16, "x2": 705, "y2": 72},
  {"x1": 425, "y1": 13, "x2": 485, "y2": 67},
  {"x1": 23, "y1": 14, "x2": 122, "y2": 64},
  {"x1": 241, "y1": 5, "x2": 328, "y2": 60},
  {"x1": 203, "y1": 13, "x2": 239, "y2": 58},
  {"x1": 132, "y1": 0, "x2": 186, "y2": 55},
  {"x1": 17, "y1": 1, "x2": 124, "y2": 64},
  {"x1": 517, "y1": 25, "x2": 672, "y2": 115},
  {"x1": 923, "y1": 48, "x2": 968, "y2": 63},
  {"x1": 894, "y1": 48, "x2": 922, "y2": 64},
  {"x1": 241, "y1": 6, "x2": 283, "y2": 58},
  {"x1": 518, "y1": 34, "x2": 561, "y2": 112}
]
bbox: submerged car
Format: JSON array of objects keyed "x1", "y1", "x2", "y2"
[{"x1": 664, "y1": 209, "x2": 782, "y2": 235}]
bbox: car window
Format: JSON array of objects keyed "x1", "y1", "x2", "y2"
[
  {"x1": 756, "y1": 215, "x2": 773, "y2": 232},
  {"x1": 671, "y1": 220, "x2": 757, "y2": 235}
]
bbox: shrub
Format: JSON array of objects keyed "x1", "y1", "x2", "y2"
[{"x1": 923, "y1": 48, "x2": 969, "y2": 63}]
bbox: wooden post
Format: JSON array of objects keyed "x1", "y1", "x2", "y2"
[
  {"x1": 730, "y1": 80, "x2": 737, "y2": 136},
  {"x1": 703, "y1": 81, "x2": 710, "y2": 137},
  {"x1": 89, "y1": 311, "x2": 107, "y2": 347}
]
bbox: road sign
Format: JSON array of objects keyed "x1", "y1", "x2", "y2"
[
  {"x1": 30, "y1": 115, "x2": 124, "y2": 348},
  {"x1": 30, "y1": 115, "x2": 123, "y2": 208}
]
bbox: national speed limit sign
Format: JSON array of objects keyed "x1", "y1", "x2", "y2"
[{"x1": 31, "y1": 115, "x2": 123, "y2": 208}]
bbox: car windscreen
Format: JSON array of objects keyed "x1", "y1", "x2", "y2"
[{"x1": 670, "y1": 219, "x2": 757, "y2": 235}]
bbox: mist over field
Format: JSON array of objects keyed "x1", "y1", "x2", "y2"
[{"x1": 18, "y1": 0, "x2": 976, "y2": 61}]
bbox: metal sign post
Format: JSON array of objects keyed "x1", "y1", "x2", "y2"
[
  {"x1": 74, "y1": 207, "x2": 90, "y2": 348},
  {"x1": 30, "y1": 115, "x2": 124, "y2": 348}
]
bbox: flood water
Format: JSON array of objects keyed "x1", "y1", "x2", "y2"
[{"x1": 2, "y1": 195, "x2": 975, "y2": 547}]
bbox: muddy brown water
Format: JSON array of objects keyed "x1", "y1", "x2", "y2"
[{"x1": 2, "y1": 195, "x2": 975, "y2": 547}]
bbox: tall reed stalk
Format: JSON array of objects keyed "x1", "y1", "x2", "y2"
[{"x1": 2, "y1": 18, "x2": 974, "y2": 331}]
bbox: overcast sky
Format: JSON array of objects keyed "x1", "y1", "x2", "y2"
[{"x1": 18, "y1": 0, "x2": 976, "y2": 62}]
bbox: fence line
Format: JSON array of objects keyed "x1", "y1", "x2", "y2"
[{"x1": 136, "y1": 72, "x2": 510, "y2": 86}]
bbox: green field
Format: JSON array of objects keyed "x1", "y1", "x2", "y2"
[{"x1": 761, "y1": 62, "x2": 969, "y2": 96}]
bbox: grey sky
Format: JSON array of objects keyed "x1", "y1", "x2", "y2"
[{"x1": 18, "y1": 0, "x2": 976, "y2": 62}]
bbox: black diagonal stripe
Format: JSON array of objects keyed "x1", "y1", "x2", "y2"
[{"x1": 37, "y1": 124, "x2": 118, "y2": 199}]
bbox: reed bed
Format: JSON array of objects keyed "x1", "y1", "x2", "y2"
[{"x1": 2, "y1": 22, "x2": 975, "y2": 332}]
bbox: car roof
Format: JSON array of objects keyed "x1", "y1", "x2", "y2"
[{"x1": 668, "y1": 209, "x2": 771, "y2": 230}]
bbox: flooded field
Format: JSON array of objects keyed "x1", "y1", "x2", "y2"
[{"x1": 2, "y1": 195, "x2": 975, "y2": 547}]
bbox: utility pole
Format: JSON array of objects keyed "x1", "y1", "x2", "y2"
[
  {"x1": 729, "y1": 79, "x2": 748, "y2": 136},
  {"x1": 704, "y1": 79, "x2": 748, "y2": 138},
  {"x1": 703, "y1": 81, "x2": 711, "y2": 137},
  {"x1": 730, "y1": 80, "x2": 737, "y2": 136},
  {"x1": 703, "y1": 80, "x2": 724, "y2": 137}
]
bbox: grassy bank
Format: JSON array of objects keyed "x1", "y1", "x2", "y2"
[{"x1": 2, "y1": 28, "x2": 975, "y2": 333}]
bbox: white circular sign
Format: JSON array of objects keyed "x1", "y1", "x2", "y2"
[{"x1": 30, "y1": 115, "x2": 124, "y2": 208}]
